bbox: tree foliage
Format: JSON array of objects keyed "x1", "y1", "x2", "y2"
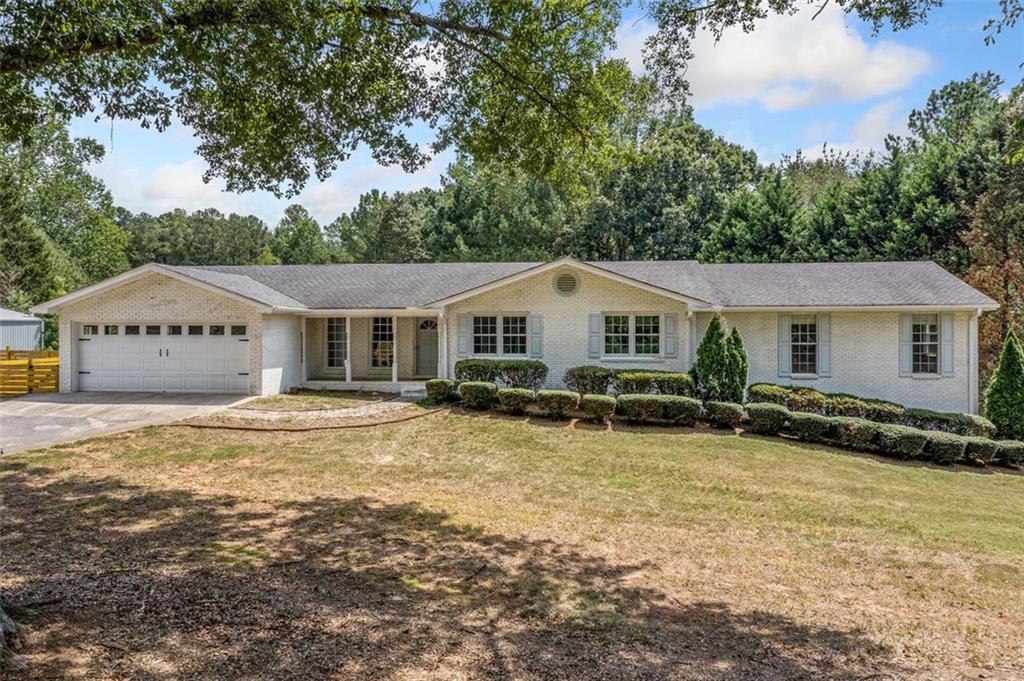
[
  {"x1": 726, "y1": 327, "x2": 749, "y2": 403},
  {"x1": 694, "y1": 314, "x2": 730, "y2": 401},
  {"x1": 985, "y1": 329, "x2": 1024, "y2": 440}
]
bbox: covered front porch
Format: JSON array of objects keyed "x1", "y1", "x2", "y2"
[{"x1": 301, "y1": 311, "x2": 446, "y2": 393}]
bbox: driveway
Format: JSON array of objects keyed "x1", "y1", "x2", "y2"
[{"x1": 1, "y1": 392, "x2": 249, "y2": 455}]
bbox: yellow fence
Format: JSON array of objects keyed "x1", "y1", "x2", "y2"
[{"x1": 0, "y1": 348, "x2": 59, "y2": 396}]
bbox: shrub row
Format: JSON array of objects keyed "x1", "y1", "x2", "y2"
[
  {"x1": 744, "y1": 402, "x2": 1023, "y2": 466},
  {"x1": 746, "y1": 383, "x2": 996, "y2": 438},
  {"x1": 453, "y1": 359, "x2": 548, "y2": 390},
  {"x1": 563, "y1": 365, "x2": 694, "y2": 397}
]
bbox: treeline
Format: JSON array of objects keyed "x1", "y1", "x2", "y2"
[{"x1": 1, "y1": 74, "x2": 1020, "y2": 383}]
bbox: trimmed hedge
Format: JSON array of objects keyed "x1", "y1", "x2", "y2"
[
  {"x1": 660, "y1": 396, "x2": 702, "y2": 426},
  {"x1": 616, "y1": 394, "x2": 663, "y2": 423},
  {"x1": 459, "y1": 381, "x2": 497, "y2": 410},
  {"x1": 536, "y1": 390, "x2": 579, "y2": 419},
  {"x1": 827, "y1": 417, "x2": 881, "y2": 452},
  {"x1": 875, "y1": 424, "x2": 928, "y2": 460},
  {"x1": 612, "y1": 371, "x2": 660, "y2": 395},
  {"x1": 924, "y1": 432, "x2": 968, "y2": 465},
  {"x1": 654, "y1": 372, "x2": 696, "y2": 396},
  {"x1": 425, "y1": 378, "x2": 456, "y2": 402},
  {"x1": 497, "y1": 388, "x2": 535, "y2": 415},
  {"x1": 788, "y1": 412, "x2": 831, "y2": 443},
  {"x1": 746, "y1": 382, "x2": 994, "y2": 437},
  {"x1": 997, "y1": 440, "x2": 1024, "y2": 466},
  {"x1": 963, "y1": 436, "x2": 999, "y2": 465},
  {"x1": 453, "y1": 358, "x2": 548, "y2": 390},
  {"x1": 564, "y1": 366, "x2": 615, "y2": 395},
  {"x1": 703, "y1": 401, "x2": 746, "y2": 429},
  {"x1": 580, "y1": 394, "x2": 616, "y2": 422},
  {"x1": 454, "y1": 359, "x2": 501, "y2": 383},
  {"x1": 745, "y1": 403, "x2": 790, "y2": 435}
]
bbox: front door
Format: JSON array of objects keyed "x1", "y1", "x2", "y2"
[{"x1": 415, "y1": 318, "x2": 438, "y2": 376}]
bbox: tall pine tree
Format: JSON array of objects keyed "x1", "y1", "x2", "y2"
[{"x1": 985, "y1": 329, "x2": 1024, "y2": 440}]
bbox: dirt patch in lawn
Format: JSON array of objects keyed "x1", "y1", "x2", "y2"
[
  {"x1": 177, "y1": 401, "x2": 441, "y2": 431},
  {"x1": 235, "y1": 389, "x2": 397, "y2": 412},
  {"x1": 3, "y1": 413, "x2": 1023, "y2": 679}
]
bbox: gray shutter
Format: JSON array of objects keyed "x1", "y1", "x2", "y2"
[
  {"x1": 588, "y1": 314, "x2": 602, "y2": 358},
  {"x1": 778, "y1": 314, "x2": 792, "y2": 377},
  {"x1": 457, "y1": 314, "x2": 471, "y2": 357},
  {"x1": 940, "y1": 313, "x2": 954, "y2": 377},
  {"x1": 529, "y1": 314, "x2": 543, "y2": 357},
  {"x1": 899, "y1": 313, "x2": 912, "y2": 377},
  {"x1": 817, "y1": 313, "x2": 831, "y2": 377},
  {"x1": 664, "y1": 314, "x2": 678, "y2": 358}
]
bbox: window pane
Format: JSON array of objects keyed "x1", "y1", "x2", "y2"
[
  {"x1": 209, "y1": 325, "x2": 225, "y2": 336},
  {"x1": 473, "y1": 315, "x2": 497, "y2": 355},
  {"x1": 146, "y1": 325, "x2": 161, "y2": 335},
  {"x1": 231, "y1": 325, "x2": 247, "y2": 336},
  {"x1": 125, "y1": 325, "x2": 140, "y2": 335},
  {"x1": 371, "y1": 317, "x2": 394, "y2": 368},
  {"x1": 604, "y1": 315, "x2": 629, "y2": 355},
  {"x1": 188, "y1": 325, "x2": 203, "y2": 335},
  {"x1": 790, "y1": 315, "x2": 817, "y2": 374},
  {"x1": 634, "y1": 315, "x2": 660, "y2": 355},
  {"x1": 327, "y1": 318, "x2": 347, "y2": 368},
  {"x1": 502, "y1": 316, "x2": 527, "y2": 355},
  {"x1": 104, "y1": 325, "x2": 118, "y2": 335},
  {"x1": 167, "y1": 325, "x2": 182, "y2": 335},
  {"x1": 912, "y1": 314, "x2": 939, "y2": 374},
  {"x1": 83, "y1": 324, "x2": 98, "y2": 335}
]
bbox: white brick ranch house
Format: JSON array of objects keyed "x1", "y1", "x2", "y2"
[{"x1": 31, "y1": 257, "x2": 997, "y2": 413}]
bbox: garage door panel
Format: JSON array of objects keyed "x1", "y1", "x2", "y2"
[{"x1": 78, "y1": 321, "x2": 250, "y2": 393}]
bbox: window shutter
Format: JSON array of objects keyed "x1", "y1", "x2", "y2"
[
  {"x1": 817, "y1": 313, "x2": 831, "y2": 377},
  {"x1": 588, "y1": 314, "x2": 602, "y2": 358},
  {"x1": 899, "y1": 313, "x2": 912, "y2": 377},
  {"x1": 940, "y1": 313, "x2": 954, "y2": 377},
  {"x1": 457, "y1": 314, "x2": 470, "y2": 357},
  {"x1": 664, "y1": 314, "x2": 678, "y2": 358},
  {"x1": 529, "y1": 314, "x2": 543, "y2": 358},
  {"x1": 778, "y1": 314, "x2": 791, "y2": 377}
]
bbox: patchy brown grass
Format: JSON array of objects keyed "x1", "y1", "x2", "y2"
[
  {"x1": 235, "y1": 389, "x2": 396, "y2": 411},
  {"x1": 2, "y1": 412, "x2": 1023, "y2": 679}
]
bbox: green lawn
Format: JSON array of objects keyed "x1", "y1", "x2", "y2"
[{"x1": 2, "y1": 412, "x2": 1022, "y2": 679}]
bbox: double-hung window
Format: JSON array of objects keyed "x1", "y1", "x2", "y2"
[
  {"x1": 911, "y1": 314, "x2": 939, "y2": 375},
  {"x1": 471, "y1": 314, "x2": 527, "y2": 356},
  {"x1": 790, "y1": 315, "x2": 817, "y2": 375},
  {"x1": 371, "y1": 317, "x2": 394, "y2": 368},
  {"x1": 326, "y1": 318, "x2": 347, "y2": 369},
  {"x1": 603, "y1": 314, "x2": 661, "y2": 356}
]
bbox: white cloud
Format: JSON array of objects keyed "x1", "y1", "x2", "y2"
[
  {"x1": 801, "y1": 98, "x2": 909, "y2": 158},
  {"x1": 615, "y1": 7, "x2": 932, "y2": 111}
]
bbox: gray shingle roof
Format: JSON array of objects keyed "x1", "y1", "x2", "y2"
[{"x1": 169, "y1": 260, "x2": 996, "y2": 310}]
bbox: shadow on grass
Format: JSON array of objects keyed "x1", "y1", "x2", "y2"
[{"x1": 1, "y1": 461, "x2": 901, "y2": 680}]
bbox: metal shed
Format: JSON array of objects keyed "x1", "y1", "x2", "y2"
[{"x1": 0, "y1": 306, "x2": 44, "y2": 350}]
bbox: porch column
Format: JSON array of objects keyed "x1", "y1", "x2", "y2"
[
  {"x1": 301, "y1": 316, "x2": 308, "y2": 382},
  {"x1": 438, "y1": 312, "x2": 447, "y2": 378},
  {"x1": 344, "y1": 316, "x2": 352, "y2": 383},
  {"x1": 391, "y1": 315, "x2": 399, "y2": 383}
]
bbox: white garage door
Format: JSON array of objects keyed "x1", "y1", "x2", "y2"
[{"x1": 77, "y1": 322, "x2": 250, "y2": 393}]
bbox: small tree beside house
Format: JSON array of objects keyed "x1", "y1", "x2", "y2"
[
  {"x1": 695, "y1": 314, "x2": 748, "y2": 402},
  {"x1": 986, "y1": 328, "x2": 1024, "y2": 440}
]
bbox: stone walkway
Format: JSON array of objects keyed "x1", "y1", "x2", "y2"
[{"x1": 221, "y1": 396, "x2": 420, "y2": 421}]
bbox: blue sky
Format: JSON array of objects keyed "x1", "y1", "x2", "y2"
[{"x1": 70, "y1": 2, "x2": 1022, "y2": 227}]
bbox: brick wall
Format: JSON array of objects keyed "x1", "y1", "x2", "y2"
[
  {"x1": 692, "y1": 310, "x2": 974, "y2": 413},
  {"x1": 56, "y1": 273, "x2": 264, "y2": 394},
  {"x1": 444, "y1": 267, "x2": 691, "y2": 387}
]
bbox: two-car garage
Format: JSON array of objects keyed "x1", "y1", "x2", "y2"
[{"x1": 76, "y1": 321, "x2": 251, "y2": 393}]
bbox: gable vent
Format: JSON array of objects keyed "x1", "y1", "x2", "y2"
[{"x1": 554, "y1": 272, "x2": 580, "y2": 296}]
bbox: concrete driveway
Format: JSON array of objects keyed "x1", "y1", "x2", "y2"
[{"x1": 1, "y1": 392, "x2": 248, "y2": 455}]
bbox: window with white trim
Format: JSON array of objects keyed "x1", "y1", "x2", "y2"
[
  {"x1": 603, "y1": 314, "x2": 661, "y2": 356},
  {"x1": 502, "y1": 316, "x2": 527, "y2": 355},
  {"x1": 791, "y1": 315, "x2": 817, "y2": 375},
  {"x1": 473, "y1": 315, "x2": 497, "y2": 354},
  {"x1": 327, "y1": 318, "x2": 347, "y2": 368},
  {"x1": 912, "y1": 314, "x2": 939, "y2": 375},
  {"x1": 371, "y1": 317, "x2": 394, "y2": 368}
]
